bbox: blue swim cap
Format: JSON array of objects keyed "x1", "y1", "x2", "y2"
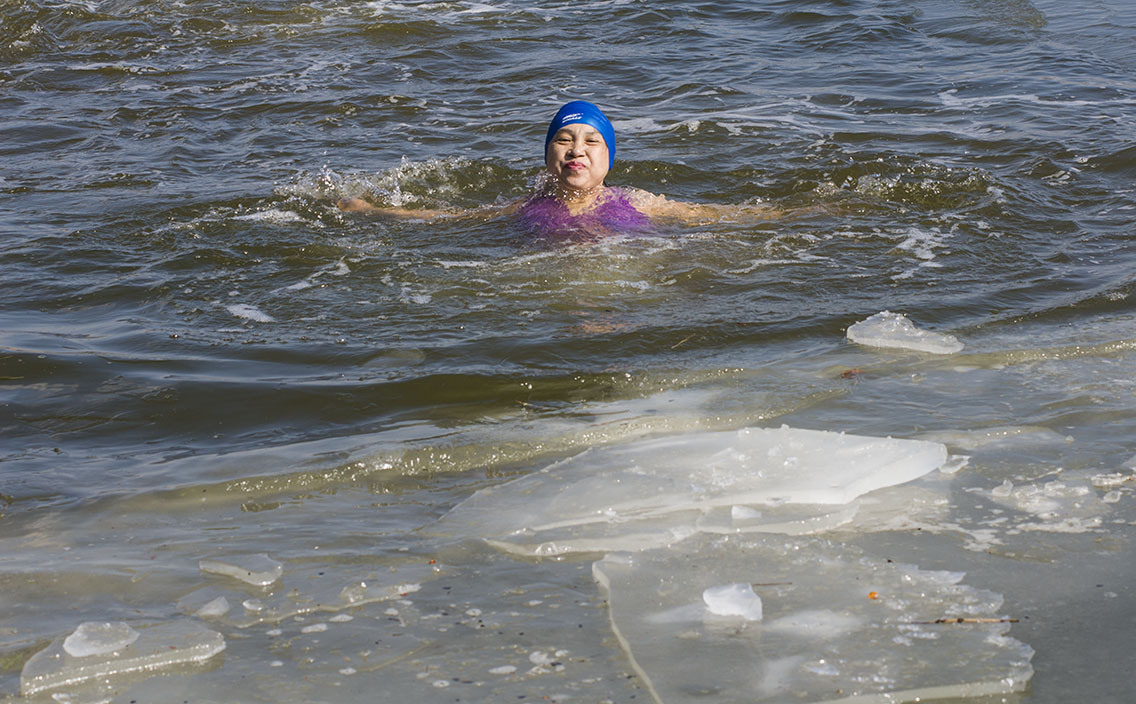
[{"x1": 544, "y1": 100, "x2": 616, "y2": 170}]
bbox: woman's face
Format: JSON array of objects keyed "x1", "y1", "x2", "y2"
[{"x1": 545, "y1": 123, "x2": 610, "y2": 193}]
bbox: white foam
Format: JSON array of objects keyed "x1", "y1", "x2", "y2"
[
  {"x1": 233, "y1": 208, "x2": 306, "y2": 224},
  {"x1": 847, "y1": 311, "x2": 964, "y2": 354},
  {"x1": 225, "y1": 303, "x2": 275, "y2": 323}
]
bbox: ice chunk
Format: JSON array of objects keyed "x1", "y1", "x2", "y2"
[
  {"x1": 593, "y1": 533, "x2": 1033, "y2": 703},
  {"x1": 847, "y1": 311, "x2": 963, "y2": 354},
  {"x1": 199, "y1": 554, "x2": 283, "y2": 586},
  {"x1": 702, "y1": 583, "x2": 763, "y2": 621},
  {"x1": 196, "y1": 596, "x2": 231, "y2": 618},
  {"x1": 434, "y1": 426, "x2": 947, "y2": 555},
  {"x1": 21, "y1": 620, "x2": 225, "y2": 696},
  {"x1": 62, "y1": 622, "x2": 139, "y2": 657}
]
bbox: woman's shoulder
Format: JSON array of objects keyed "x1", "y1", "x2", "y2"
[{"x1": 617, "y1": 187, "x2": 685, "y2": 217}]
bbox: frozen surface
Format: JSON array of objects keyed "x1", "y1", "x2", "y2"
[
  {"x1": 21, "y1": 620, "x2": 225, "y2": 696},
  {"x1": 593, "y1": 533, "x2": 1033, "y2": 704},
  {"x1": 61, "y1": 621, "x2": 140, "y2": 657},
  {"x1": 847, "y1": 311, "x2": 963, "y2": 354},
  {"x1": 200, "y1": 553, "x2": 284, "y2": 586},
  {"x1": 435, "y1": 426, "x2": 947, "y2": 555}
]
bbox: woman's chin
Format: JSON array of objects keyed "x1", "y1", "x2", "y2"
[{"x1": 557, "y1": 176, "x2": 603, "y2": 193}]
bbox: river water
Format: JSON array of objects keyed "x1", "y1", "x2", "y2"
[{"x1": 3, "y1": 0, "x2": 1136, "y2": 702}]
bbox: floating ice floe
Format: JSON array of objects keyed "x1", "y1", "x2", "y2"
[
  {"x1": 433, "y1": 426, "x2": 948, "y2": 556},
  {"x1": 180, "y1": 561, "x2": 433, "y2": 628},
  {"x1": 21, "y1": 620, "x2": 225, "y2": 696},
  {"x1": 847, "y1": 311, "x2": 963, "y2": 354},
  {"x1": 593, "y1": 533, "x2": 1033, "y2": 704},
  {"x1": 200, "y1": 553, "x2": 283, "y2": 586},
  {"x1": 979, "y1": 475, "x2": 1112, "y2": 534}
]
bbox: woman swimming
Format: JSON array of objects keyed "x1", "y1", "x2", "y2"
[{"x1": 338, "y1": 100, "x2": 784, "y2": 237}]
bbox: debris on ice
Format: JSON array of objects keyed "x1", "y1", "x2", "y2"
[
  {"x1": 21, "y1": 620, "x2": 225, "y2": 697},
  {"x1": 847, "y1": 311, "x2": 963, "y2": 354}
]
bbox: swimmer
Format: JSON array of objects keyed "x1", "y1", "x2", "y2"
[{"x1": 338, "y1": 100, "x2": 791, "y2": 236}]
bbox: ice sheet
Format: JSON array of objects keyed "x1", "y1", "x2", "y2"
[
  {"x1": 847, "y1": 311, "x2": 963, "y2": 354},
  {"x1": 593, "y1": 533, "x2": 1033, "y2": 704},
  {"x1": 21, "y1": 620, "x2": 225, "y2": 696},
  {"x1": 435, "y1": 426, "x2": 947, "y2": 555}
]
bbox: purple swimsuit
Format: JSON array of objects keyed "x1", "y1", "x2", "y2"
[{"x1": 516, "y1": 187, "x2": 651, "y2": 241}]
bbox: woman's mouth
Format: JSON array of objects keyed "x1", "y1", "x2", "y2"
[{"x1": 565, "y1": 161, "x2": 586, "y2": 171}]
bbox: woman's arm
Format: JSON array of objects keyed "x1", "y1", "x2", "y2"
[{"x1": 625, "y1": 188, "x2": 818, "y2": 224}]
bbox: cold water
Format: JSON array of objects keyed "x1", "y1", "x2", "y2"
[{"x1": 3, "y1": 0, "x2": 1136, "y2": 701}]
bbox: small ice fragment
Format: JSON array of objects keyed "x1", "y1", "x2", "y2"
[
  {"x1": 301, "y1": 623, "x2": 328, "y2": 634},
  {"x1": 939, "y1": 455, "x2": 969, "y2": 474},
  {"x1": 465, "y1": 608, "x2": 482, "y2": 617},
  {"x1": 991, "y1": 480, "x2": 1014, "y2": 497},
  {"x1": 242, "y1": 599, "x2": 265, "y2": 612},
  {"x1": 529, "y1": 650, "x2": 554, "y2": 665},
  {"x1": 339, "y1": 667, "x2": 356, "y2": 675},
  {"x1": 490, "y1": 665, "x2": 517, "y2": 675},
  {"x1": 199, "y1": 554, "x2": 283, "y2": 586},
  {"x1": 702, "y1": 583, "x2": 763, "y2": 621},
  {"x1": 804, "y1": 660, "x2": 840, "y2": 676},
  {"x1": 432, "y1": 679, "x2": 450, "y2": 688},
  {"x1": 847, "y1": 311, "x2": 963, "y2": 354},
  {"x1": 1103, "y1": 490, "x2": 1121, "y2": 504},
  {"x1": 266, "y1": 629, "x2": 283, "y2": 637},
  {"x1": 330, "y1": 614, "x2": 354, "y2": 623},
  {"x1": 270, "y1": 660, "x2": 284, "y2": 667},
  {"x1": 196, "y1": 596, "x2": 231, "y2": 618},
  {"x1": 62, "y1": 623, "x2": 139, "y2": 658},
  {"x1": 731, "y1": 506, "x2": 763, "y2": 520}
]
